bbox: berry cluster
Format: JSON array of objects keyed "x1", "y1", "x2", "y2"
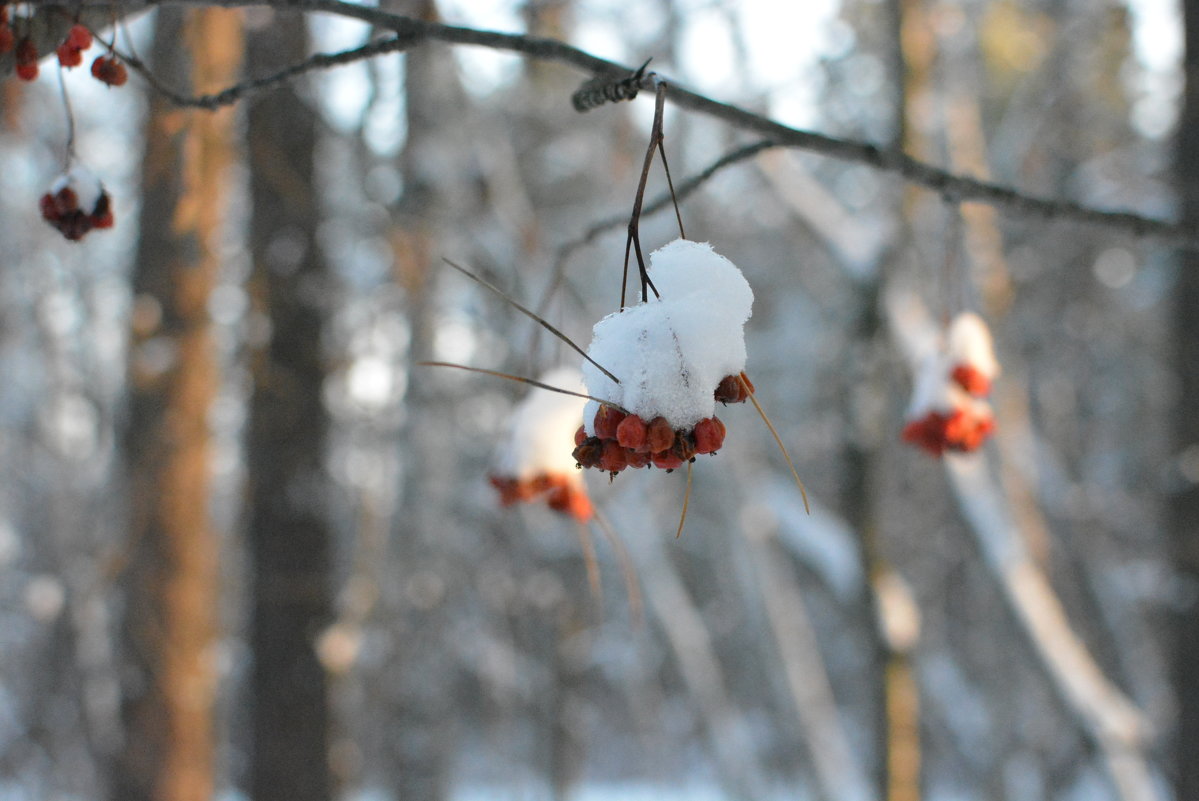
[
  {"x1": 573, "y1": 373, "x2": 751, "y2": 474},
  {"x1": 902, "y1": 312, "x2": 999, "y2": 457},
  {"x1": 489, "y1": 473, "x2": 593, "y2": 522},
  {"x1": 901, "y1": 402, "x2": 995, "y2": 457},
  {"x1": 1, "y1": 10, "x2": 128, "y2": 86},
  {"x1": 40, "y1": 167, "x2": 114, "y2": 241},
  {"x1": 56, "y1": 24, "x2": 91, "y2": 68}
]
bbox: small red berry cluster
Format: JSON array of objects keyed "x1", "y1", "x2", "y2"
[
  {"x1": 573, "y1": 373, "x2": 752, "y2": 474},
  {"x1": 489, "y1": 473, "x2": 594, "y2": 522},
  {"x1": 0, "y1": 11, "x2": 127, "y2": 86},
  {"x1": 39, "y1": 171, "x2": 113, "y2": 241},
  {"x1": 901, "y1": 364, "x2": 995, "y2": 456}
]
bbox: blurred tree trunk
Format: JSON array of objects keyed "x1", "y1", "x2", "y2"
[
  {"x1": 115, "y1": 8, "x2": 242, "y2": 801},
  {"x1": 245, "y1": 11, "x2": 334, "y2": 801},
  {"x1": 1173, "y1": 2, "x2": 1199, "y2": 798}
]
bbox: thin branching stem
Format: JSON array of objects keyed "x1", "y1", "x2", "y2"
[
  {"x1": 442, "y1": 258, "x2": 620, "y2": 385},
  {"x1": 417, "y1": 361, "x2": 628, "y2": 413}
]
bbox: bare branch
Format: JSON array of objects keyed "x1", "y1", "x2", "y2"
[
  {"x1": 56, "y1": 0, "x2": 1195, "y2": 247},
  {"x1": 118, "y1": 33, "x2": 418, "y2": 109}
]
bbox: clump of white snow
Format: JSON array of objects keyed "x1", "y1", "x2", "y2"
[
  {"x1": 946, "y1": 312, "x2": 999, "y2": 383},
  {"x1": 581, "y1": 239, "x2": 753, "y2": 432},
  {"x1": 495, "y1": 367, "x2": 587, "y2": 479}
]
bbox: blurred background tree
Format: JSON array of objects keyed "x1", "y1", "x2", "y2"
[{"x1": 0, "y1": 1, "x2": 1190, "y2": 800}]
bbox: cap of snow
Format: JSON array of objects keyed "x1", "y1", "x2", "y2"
[
  {"x1": 947, "y1": 312, "x2": 999, "y2": 378},
  {"x1": 495, "y1": 367, "x2": 587, "y2": 479},
  {"x1": 645, "y1": 239, "x2": 753, "y2": 323},
  {"x1": 581, "y1": 238, "x2": 754, "y2": 431}
]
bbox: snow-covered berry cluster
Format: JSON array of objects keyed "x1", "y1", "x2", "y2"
[
  {"x1": 902, "y1": 312, "x2": 999, "y2": 456},
  {"x1": 488, "y1": 368, "x2": 594, "y2": 522},
  {"x1": 575, "y1": 239, "x2": 754, "y2": 474},
  {"x1": 39, "y1": 165, "x2": 114, "y2": 241}
]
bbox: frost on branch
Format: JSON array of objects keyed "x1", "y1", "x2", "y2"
[
  {"x1": 489, "y1": 367, "x2": 593, "y2": 522},
  {"x1": 39, "y1": 165, "x2": 114, "y2": 242},
  {"x1": 575, "y1": 239, "x2": 753, "y2": 474},
  {"x1": 902, "y1": 312, "x2": 999, "y2": 456}
]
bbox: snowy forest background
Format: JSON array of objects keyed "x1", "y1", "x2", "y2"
[{"x1": 0, "y1": 0, "x2": 1195, "y2": 799}]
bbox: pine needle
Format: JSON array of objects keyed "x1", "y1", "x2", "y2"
[
  {"x1": 676, "y1": 460, "x2": 693, "y2": 538},
  {"x1": 443, "y1": 258, "x2": 621, "y2": 385},
  {"x1": 593, "y1": 509, "x2": 644, "y2": 629},
  {"x1": 576, "y1": 520, "x2": 603, "y2": 605},
  {"x1": 417, "y1": 361, "x2": 628, "y2": 413},
  {"x1": 741, "y1": 372, "x2": 810, "y2": 514}
]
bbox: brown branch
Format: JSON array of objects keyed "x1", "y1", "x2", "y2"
[
  {"x1": 117, "y1": 33, "x2": 419, "y2": 109},
  {"x1": 76, "y1": 0, "x2": 1193, "y2": 248}
]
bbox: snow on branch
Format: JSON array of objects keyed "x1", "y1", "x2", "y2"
[{"x1": 54, "y1": 0, "x2": 1195, "y2": 249}]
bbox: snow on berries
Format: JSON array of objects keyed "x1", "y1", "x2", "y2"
[
  {"x1": 489, "y1": 368, "x2": 594, "y2": 522},
  {"x1": 39, "y1": 165, "x2": 115, "y2": 242},
  {"x1": 575, "y1": 238, "x2": 754, "y2": 474},
  {"x1": 902, "y1": 311, "x2": 999, "y2": 457}
]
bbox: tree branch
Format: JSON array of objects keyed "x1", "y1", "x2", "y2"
[{"x1": 50, "y1": 0, "x2": 1195, "y2": 248}]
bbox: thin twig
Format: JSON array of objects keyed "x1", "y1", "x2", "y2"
[
  {"x1": 442, "y1": 258, "x2": 620, "y2": 385},
  {"x1": 622, "y1": 81, "x2": 671, "y2": 308},
  {"x1": 417, "y1": 361, "x2": 628, "y2": 412},
  {"x1": 676, "y1": 460, "x2": 693, "y2": 539},
  {"x1": 742, "y1": 373, "x2": 810, "y2": 514},
  {"x1": 576, "y1": 520, "x2": 602, "y2": 603},
  {"x1": 56, "y1": 64, "x2": 76, "y2": 169},
  {"x1": 592, "y1": 509, "x2": 644, "y2": 629}
]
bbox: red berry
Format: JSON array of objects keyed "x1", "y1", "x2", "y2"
[
  {"x1": 66, "y1": 24, "x2": 92, "y2": 51},
  {"x1": 692, "y1": 417, "x2": 726, "y2": 454},
  {"x1": 615, "y1": 414, "x2": 647, "y2": 451},
  {"x1": 646, "y1": 416, "x2": 674, "y2": 454},
  {"x1": 91, "y1": 55, "x2": 127, "y2": 87},
  {"x1": 574, "y1": 425, "x2": 587, "y2": 447},
  {"x1": 950, "y1": 363, "x2": 991, "y2": 397},
  {"x1": 651, "y1": 451, "x2": 684, "y2": 471},
  {"x1": 625, "y1": 449, "x2": 651, "y2": 469},
  {"x1": 57, "y1": 42, "x2": 83, "y2": 68},
  {"x1": 593, "y1": 405, "x2": 625, "y2": 441},
  {"x1": 15, "y1": 37, "x2": 37, "y2": 81},
  {"x1": 598, "y1": 440, "x2": 628, "y2": 473},
  {"x1": 0, "y1": 25, "x2": 14, "y2": 54},
  {"x1": 572, "y1": 437, "x2": 603, "y2": 470}
]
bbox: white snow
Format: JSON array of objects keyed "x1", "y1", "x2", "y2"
[
  {"x1": 947, "y1": 311, "x2": 999, "y2": 379},
  {"x1": 903, "y1": 311, "x2": 999, "y2": 419},
  {"x1": 582, "y1": 239, "x2": 754, "y2": 431},
  {"x1": 494, "y1": 367, "x2": 586, "y2": 479}
]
